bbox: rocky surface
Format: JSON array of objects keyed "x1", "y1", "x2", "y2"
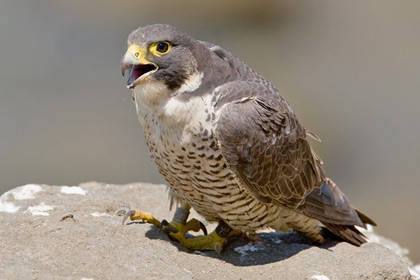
[{"x1": 0, "y1": 182, "x2": 418, "y2": 280}]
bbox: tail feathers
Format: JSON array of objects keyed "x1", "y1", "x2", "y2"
[
  {"x1": 299, "y1": 178, "x2": 376, "y2": 246},
  {"x1": 322, "y1": 223, "x2": 367, "y2": 246},
  {"x1": 355, "y1": 209, "x2": 377, "y2": 227}
]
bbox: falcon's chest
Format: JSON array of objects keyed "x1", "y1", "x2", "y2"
[
  {"x1": 131, "y1": 84, "x2": 245, "y2": 222},
  {"x1": 135, "y1": 92, "x2": 214, "y2": 147},
  {"x1": 133, "y1": 90, "x2": 223, "y2": 184}
]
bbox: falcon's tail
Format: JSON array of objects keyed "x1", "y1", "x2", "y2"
[
  {"x1": 300, "y1": 178, "x2": 376, "y2": 246},
  {"x1": 322, "y1": 216, "x2": 372, "y2": 246}
]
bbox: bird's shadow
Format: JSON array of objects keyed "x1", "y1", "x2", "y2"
[{"x1": 130, "y1": 222, "x2": 338, "y2": 266}]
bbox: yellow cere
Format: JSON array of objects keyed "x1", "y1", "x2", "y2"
[
  {"x1": 149, "y1": 42, "x2": 172, "y2": 57},
  {"x1": 126, "y1": 44, "x2": 150, "y2": 64}
]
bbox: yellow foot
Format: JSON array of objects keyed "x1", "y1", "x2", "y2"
[
  {"x1": 170, "y1": 227, "x2": 226, "y2": 253},
  {"x1": 116, "y1": 204, "x2": 239, "y2": 253},
  {"x1": 162, "y1": 218, "x2": 243, "y2": 253}
]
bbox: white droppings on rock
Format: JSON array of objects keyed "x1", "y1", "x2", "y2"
[
  {"x1": 91, "y1": 212, "x2": 110, "y2": 217},
  {"x1": 12, "y1": 184, "x2": 43, "y2": 200},
  {"x1": 0, "y1": 195, "x2": 20, "y2": 213},
  {"x1": 234, "y1": 242, "x2": 265, "y2": 256},
  {"x1": 60, "y1": 186, "x2": 87, "y2": 195},
  {"x1": 311, "y1": 275, "x2": 330, "y2": 280},
  {"x1": 26, "y1": 202, "x2": 54, "y2": 216},
  {"x1": 0, "y1": 184, "x2": 43, "y2": 213}
]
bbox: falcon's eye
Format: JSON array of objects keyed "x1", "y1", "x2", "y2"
[
  {"x1": 150, "y1": 42, "x2": 172, "y2": 56},
  {"x1": 156, "y1": 42, "x2": 169, "y2": 53}
]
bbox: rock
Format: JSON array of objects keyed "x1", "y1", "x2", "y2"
[{"x1": 0, "y1": 182, "x2": 417, "y2": 280}]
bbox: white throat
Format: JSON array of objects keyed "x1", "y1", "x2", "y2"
[
  {"x1": 174, "y1": 72, "x2": 204, "y2": 95},
  {"x1": 132, "y1": 72, "x2": 205, "y2": 124}
]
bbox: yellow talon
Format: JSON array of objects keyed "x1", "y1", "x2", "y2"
[
  {"x1": 163, "y1": 219, "x2": 226, "y2": 252},
  {"x1": 174, "y1": 231, "x2": 226, "y2": 253},
  {"x1": 162, "y1": 218, "x2": 233, "y2": 253},
  {"x1": 121, "y1": 209, "x2": 161, "y2": 228},
  {"x1": 162, "y1": 219, "x2": 204, "y2": 236}
]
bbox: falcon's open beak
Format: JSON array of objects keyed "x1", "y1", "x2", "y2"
[{"x1": 121, "y1": 44, "x2": 158, "y2": 89}]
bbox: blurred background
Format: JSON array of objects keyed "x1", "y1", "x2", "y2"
[{"x1": 0, "y1": 0, "x2": 419, "y2": 263}]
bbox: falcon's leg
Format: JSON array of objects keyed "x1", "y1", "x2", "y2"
[{"x1": 116, "y1": 203, "x2": 239, "y2": 253}]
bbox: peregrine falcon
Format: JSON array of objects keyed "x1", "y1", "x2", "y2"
[{"x1": 118, "y1": 24, "x2": 376, "y2": 253}]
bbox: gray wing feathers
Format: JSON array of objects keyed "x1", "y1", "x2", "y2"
[
  {"x1": 213, "y1": 81, "x2": 375, "y2": 238},
  {"x1": 214, "y1": 82, "x2": 325, "y2": 209}
]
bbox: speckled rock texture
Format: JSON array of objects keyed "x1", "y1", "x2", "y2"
[{"x1": 0, "y1": 182, "x2": 418, "y2": 280}]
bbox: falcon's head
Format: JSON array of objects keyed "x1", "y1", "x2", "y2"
[{"x1": 121, "y1": 24, "x2": 208, "y2": 97}]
